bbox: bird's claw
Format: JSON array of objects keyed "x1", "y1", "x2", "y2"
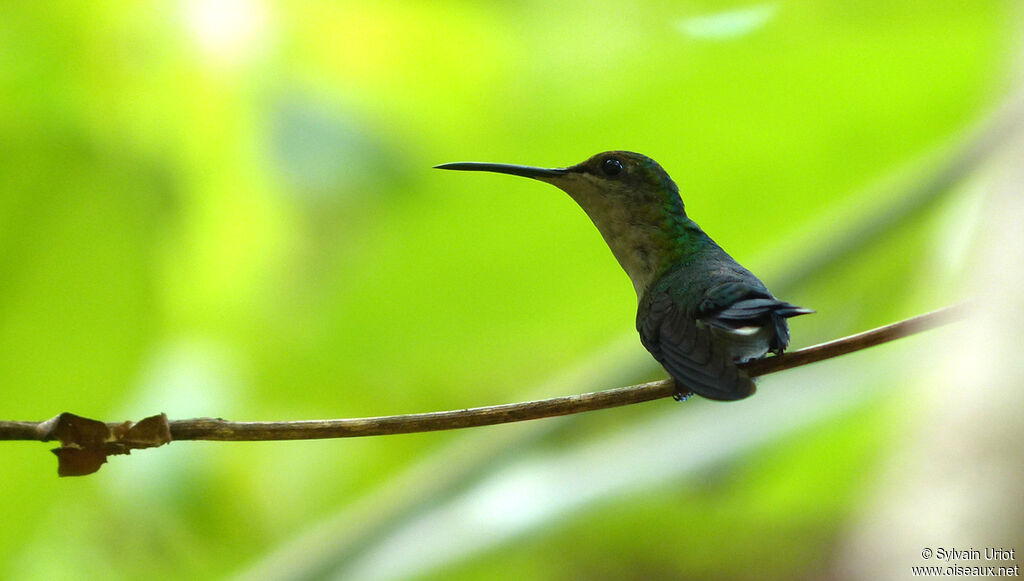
[{"x1": 672, "y1": 390, "x2": 694, "y2": 402}]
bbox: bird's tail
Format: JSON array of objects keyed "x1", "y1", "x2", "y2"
[{"x1": 769, "y1": 302, "x2": 814, "y2": 354}]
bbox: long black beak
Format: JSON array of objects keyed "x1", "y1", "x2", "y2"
[{"x1": 434, "y1": 162, "x2": 569, "y2": 180}]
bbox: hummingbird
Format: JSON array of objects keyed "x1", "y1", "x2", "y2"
[{"x1": 435, "y1": 151, "x2": 812, "y2": 401}]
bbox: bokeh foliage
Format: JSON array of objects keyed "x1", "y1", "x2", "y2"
[{"x1": 0, "y1": 1, "x2": 1017, "y2": 579}]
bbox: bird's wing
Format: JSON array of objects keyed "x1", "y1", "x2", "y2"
[
  {"x1": 639, "y1": 292, "x2": 756, "y2": 401},
  {"x1": 696, "y1": 282, "x2": 814, "y2": 353}
]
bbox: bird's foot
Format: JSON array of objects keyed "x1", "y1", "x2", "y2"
[{"x1": 672, "y1": 389, "x2": 694, "y2": 402}]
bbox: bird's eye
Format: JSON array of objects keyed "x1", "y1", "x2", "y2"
[{"x1": 601, "y1": 157, "x2": 623, "y2": 176}]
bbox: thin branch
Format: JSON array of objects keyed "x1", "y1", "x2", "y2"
[
  {"x1": 0, "y1": 421, "x2": 44, "y2": 441},
  {"x1": 0, "y1": 303, "x2": 967, "y2": 448},
  {"x1": 170, "y1": 303, "x2": 966, "y2": 441}
]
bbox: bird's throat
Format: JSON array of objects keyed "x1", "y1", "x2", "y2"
[
  {"x1": 544, "y1": 172, "x2": 700, "y2": 298},
  {"x1": 571, "y1": 193, "x2": 693, "y2": 298}
]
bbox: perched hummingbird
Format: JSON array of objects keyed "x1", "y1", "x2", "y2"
[{"x1": 436, "y1": 151, "x2": 812, "y2": 401}]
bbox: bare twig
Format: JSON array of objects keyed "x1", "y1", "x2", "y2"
[
  {"x1": 169, "y1": 303, "x2": 966, "y2": 441},
  {"x1": 0, "y1": 303, "x2": 966, "y2": 476}
]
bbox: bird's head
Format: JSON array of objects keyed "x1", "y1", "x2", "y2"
[
  {"x1": 436, "y1": 151, "x2": 692, "y2": 297},
  {"x1": 435, "y1": 151, "x2": 683, "y2": 214}
]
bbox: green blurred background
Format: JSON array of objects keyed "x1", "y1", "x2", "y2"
[{"x1": 2, "y1": 1, "x2": 1022, "y2": 579}]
